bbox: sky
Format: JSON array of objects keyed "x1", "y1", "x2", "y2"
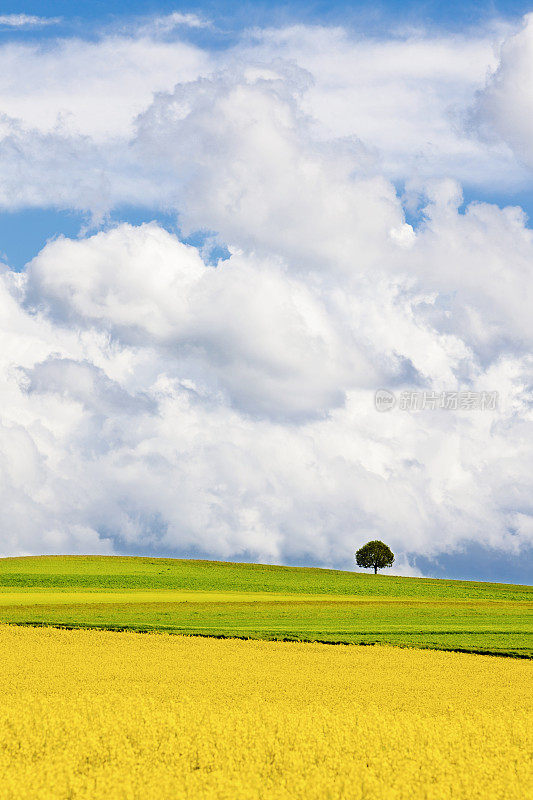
[{"x1": 0, "y1": 2, "x2": 532, "y2": 582}]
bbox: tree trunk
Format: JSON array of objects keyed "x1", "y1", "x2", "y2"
[{"x1": 374, "y1": 565, "x2": 377, "y2": 574}]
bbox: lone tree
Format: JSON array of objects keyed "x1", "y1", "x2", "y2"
[{"x1": 355, "y1": 540, "x2": 394, "y2": 574}]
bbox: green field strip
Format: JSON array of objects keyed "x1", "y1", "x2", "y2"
[
  {"x1": 0, "y1": 591, "x2": 496, "y2": 605},
  {"x1": 2, "y1": 621, "x2": 530, "y2": 659},
  {"x1": 1, "y1": 556, "x2": 530, "y2": 601},
  {"x1": 1, "y1": 589, "x2": 529, "y2": 605},
  {"x1": 0, "y1": 556, "x2": 530, "y2": 658}
]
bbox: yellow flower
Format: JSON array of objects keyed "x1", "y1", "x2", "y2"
[{"x1": 0, "y1": 626, "x2": 530, "y2": 799}]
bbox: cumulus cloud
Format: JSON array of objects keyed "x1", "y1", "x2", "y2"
[
  {"x1": 1, "y1": 204, "x2": 531, "y2": 567},
  {"x1": 240, "y1": 25, "x2": 517, "y2": 187},
  {"x1": 25, "y1": 224, "x2": 373, "y2": 419},
  {"x1": 403, "y1": 180, "x2": 533, "y2": 359},
  {"x1": 0, "y1": 19, "x2": 525, "y2": 205},
  {"x1": 473, "y1": 13, "x2": 533, "y2": 169},
  {"x1": 135, "y1": 63, "x2": 404, "y2": 273},
  {"x1": 0, "y1": 37, "x2": 210, "y2": 141},
  {"x1": 0, "y1": 15, "x2": 531, "y2": 573}
]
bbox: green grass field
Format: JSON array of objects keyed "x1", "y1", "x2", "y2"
[{"x1": 0, "y1": 555, "x2": 531, "y2": 657}]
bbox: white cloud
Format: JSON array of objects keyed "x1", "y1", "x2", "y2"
[
  {"x1": 0, "y1": 15, "x2": 531, "y2": 571},
  {"x1": 0, "y1": 37, "x2": 211, "y2": 141},
  {"x1": 0, "y1": 18, "x2": 528, "y2": 223},
  {"x1": 0, "y1": 20, "x2": 523, "y2": 185},
  {"x1": 237, "y1": 25, "x2": 522, "y2": 188},
  {"x1": 134, "y1": 63, "x2": 404, "y2": 273},
  {"x1": 0, "y1": 201, "x2": 530, "y2": 566},
  {"x1": 25, "y1": 224, "x2": 374, "y2": 419},
  {"x1": 473, "y1": 13, "x2": 533, "y2": 169},
  {"x1": 141, "y1": 12, "x2": 212, "y2": 34},
  {"x1": 0, "y1": 14, "x2": 60, "y2": 28}
]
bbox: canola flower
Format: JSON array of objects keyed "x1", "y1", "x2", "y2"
[{"x1": 0, "y1": 626, "x2": 530, "y2": 800}]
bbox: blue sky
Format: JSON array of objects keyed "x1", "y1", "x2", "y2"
[
  {"x1": 3, "y1": 1, "x2": 533, "y2": 29},
  {"x1": 0, "y1": 2, "x2": 531, "y2": 582}
]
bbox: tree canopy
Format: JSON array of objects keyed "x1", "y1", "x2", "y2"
[{"x1": 355, "y1": 541, "x2": 395, "y2": 574}]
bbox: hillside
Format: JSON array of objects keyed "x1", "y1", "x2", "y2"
[
  {"x1": 0, "y1": 555, "x2": 530, "y2": 598},
  {"x1": 0, "y1": 556, "x2": 531, "y2": 657}
]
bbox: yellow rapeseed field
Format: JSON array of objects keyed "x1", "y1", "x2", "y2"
[{"x1": 0, "y1": 626, "x2": 530, "y2": 800}]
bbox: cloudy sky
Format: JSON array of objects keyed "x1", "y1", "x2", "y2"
[{"x1": 0, "y1": 1, "x2": 532, "y2": 582}]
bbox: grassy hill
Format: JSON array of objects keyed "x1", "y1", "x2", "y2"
[{"x1": 0, "y1": 556, "x2": 531, "y2": 658}]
